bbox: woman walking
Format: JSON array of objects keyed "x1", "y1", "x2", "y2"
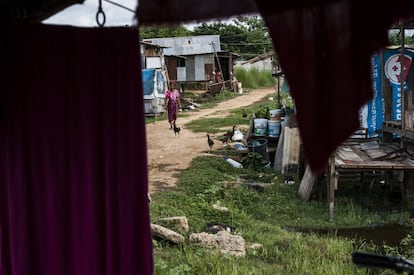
[{"x1": 164, "y1": 81, "x2": 181, "y2": 129}]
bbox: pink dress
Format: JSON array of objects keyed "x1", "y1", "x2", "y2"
[{"x1": 166, "y1": 89, "x2": 180, "y2": 122}]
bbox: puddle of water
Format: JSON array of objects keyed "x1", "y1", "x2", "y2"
[{"x1": 284, "y1": 224, "x2": 413, "y2": 246}]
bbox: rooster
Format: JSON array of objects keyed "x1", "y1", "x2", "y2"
[
  {"x1": 242, "y1": 109, "x2": 248, "y2": 118},
  {"x1": 173, "y1": 121, "x2": 181, "y2": 136},
  {"x1": 226, "y1": 125, "x2": 236, "y2": 141},
  {"x1": 207, "y1": 134, "x2": 214, "y2": 152}
]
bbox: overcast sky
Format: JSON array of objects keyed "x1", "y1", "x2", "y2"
[
  {"x1": 42, "y1": 0, "x2": 137, "y2": 27},
  {"x1": 42, "y1": 0, "x2": 221, "y2": 30}
]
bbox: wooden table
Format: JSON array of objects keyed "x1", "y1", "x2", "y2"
[{"x1": 327, "y1": 141, "x2": 414, "y2": 221}]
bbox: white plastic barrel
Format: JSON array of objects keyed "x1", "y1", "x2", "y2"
[
  {"x1": 254, "y1": 118, "x2": 268, "y2": 136},
  {"x1": 268, "y1": 120, "x2": 281, "y2": 137}
]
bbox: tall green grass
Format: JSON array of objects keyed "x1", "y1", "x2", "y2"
[
  {"x1": 150, "y1": 155, "x2": 381, "y2": 274},
  {"x1": 235, "y1": 67, "x2": 276, "y2": 89}
]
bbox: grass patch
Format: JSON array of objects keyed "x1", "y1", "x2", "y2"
[
  {"x1": 185, "y1": 117, "x2": 249, "y2": 134},
  {"x1": 150, "y1": 155, "x2": 400, "y2": 274},
  {"x1": 199, "y1": 89, "x2": 241, "y2": 109}
]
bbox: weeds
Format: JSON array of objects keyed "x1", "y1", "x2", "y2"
[{"x1": 150, "y1": 155, "x2": 413, "y2": 274}]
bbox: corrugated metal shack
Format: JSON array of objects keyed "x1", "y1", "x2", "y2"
[
  {"x1": 140, "y1": 41, "x2": 166, "y2": 70},
  {"x1": 142, "y1": 35, "x2": 238, "y2": 86},
  {"x1": 235, "y1": 50, "x2": 276, "y2": 72}
]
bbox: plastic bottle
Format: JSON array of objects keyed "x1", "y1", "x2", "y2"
[{"x1": 224, "y1": 157, "x2": 243, "y2": 168}]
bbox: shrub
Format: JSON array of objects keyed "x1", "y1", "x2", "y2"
[{"x1": 234, "y1": 67, "x2": 276, "y2": 89}]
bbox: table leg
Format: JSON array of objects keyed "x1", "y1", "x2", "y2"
[{"x1": 328, "y1": 153, "x2": 336, "y2": 222}]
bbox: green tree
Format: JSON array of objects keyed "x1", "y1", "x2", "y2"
[
  {"x1": 191, "y1": 21, "x2": 246, "y2": 54},
  {"x1": 191, "y1": 16, "x2": 273, "y2": 59},
  {"x1": 139, "y1": 16, "x2": 274, "y2": 60},
  {"x1": 139, "y1": 25, "x2": 190, "y2": 39},
  {"x1": 388, "y1": 30, "x2": 414, "y2": 45},
  {"x1": 233, "y1": 16, "x2": 273, "y2": 57}
]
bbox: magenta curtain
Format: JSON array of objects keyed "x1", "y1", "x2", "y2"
[{"x1": 0, "y1": 23, "x2": 153, "y2": 274}]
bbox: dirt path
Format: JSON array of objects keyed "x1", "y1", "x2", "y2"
[{"x1": 146, "y1": 88, "x2": 276, "y2": 193}]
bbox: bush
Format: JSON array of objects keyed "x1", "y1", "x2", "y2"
[{"x1": 234, "y1": 67, "x2": 276, "y2": 89}]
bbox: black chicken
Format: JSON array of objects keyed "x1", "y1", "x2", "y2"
[
  {"x1": 242, "y1": 109, "x2": 248, "y2": 118},
  {"x1": 173, "y1": 121, "x2": 180, "y2": 136},
  {"x1": 217, "y1": 135, "x2": 228, "y2": 144},
  {"x1": 226, "y1": 125, "x2": 236, "y2": 142},
  {"x1": 207, "y1": 134, "x2": 214, "y2": 152}
]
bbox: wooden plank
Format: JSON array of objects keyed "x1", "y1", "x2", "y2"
[
  {"x1": 383, "y1": 120, "x2": 402, "y2": 127},
  {"x1": 246, "y1": 116, "x2": 254, "y2": 142},
  {"x1": 297, "y1": 165, "x2": 317, "y2": 201},
  {"x1": 281, "y1": 127, "x2": 301, "y2": 174},
  {"x1": 207, "y1": 82, "x2": 224, "y2": 96},
  {"x1": 365, "y1": 149, "x2": 389, "y2": 159},
  {"x1": 337, "y1": 149, "x2": 363, "y2": 162},
  {"x1": 336, "y1": 159, "x2": 414, "y2": 170},
  {"x1": 336, "y1": 159, "x2": 345, "y2": 165},
  {"x1": 273, "y1": 124, "x2": 284, "y2": 171},
  {"x1": 382, "y1": 125, "x2": 414, "y2": 140}
]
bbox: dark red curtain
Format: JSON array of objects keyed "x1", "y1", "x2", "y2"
[{"x1": 0, "y1": 23, "x2": 153, "y2": 274}]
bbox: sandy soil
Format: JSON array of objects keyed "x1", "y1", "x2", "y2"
[{"x1": 146, "y1": 88, "x2": 277, "y2": 194}]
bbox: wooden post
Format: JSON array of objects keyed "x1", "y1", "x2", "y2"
[
  {"x1": 405, "y1": 171, "x2": 414, "y2": 199},
  {"x1": 382, "y1": 48, "x2": 394, "y2": 143},
  {"x1": 328, "y1": 153, "x2": 336, "y2": 222},
  {"x1": 405, "y1": 92, "x2": 414, "y2": 132},
  {"x1": 400, "y1": 22, "x2": 406, "y2": 149}
]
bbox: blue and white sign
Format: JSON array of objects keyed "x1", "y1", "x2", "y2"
[
  {"x1": 360, "y1": 48, "x2": 414, "y2": 138},
  {"x1": 362, "y1": 54, "x2": 383, "y2": 138},
  {"x1": 384, "y1": 49, "x2": 413, "y2": 121}
]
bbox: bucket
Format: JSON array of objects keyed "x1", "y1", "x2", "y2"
[
  {"x1": 254, "y1": 118, "x2": 268, "y2": 136},
  {"x1": 237, "y1": 82, "x2": 243, "y2": 94},
  {"x1": 247, "y1": 138, "x2": 269, "y2": 162},
  {"x1": 269, "y1": 109, "x2": 281, "y2": 119},
  {"x1": 268, "y1": 120, "x2": 281, "y2": 137}
]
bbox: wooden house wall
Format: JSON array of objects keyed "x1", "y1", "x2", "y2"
[
  {"x1": 166, "y1": 56, "x2": 177, "y2": 81},
  {"x1": 145, "y1": 50, "x2": 234, "y2": 84},
  {"x1": 144, "y1": 47, "x2": 158, "y2": 57},
  {"x1": 204, "y1": 54, "x2": 214, "y2": 81},
  {"x1": 205, "y1": 63, "x2": 214, "y2": 81}
]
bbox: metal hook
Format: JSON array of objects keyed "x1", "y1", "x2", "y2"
[{"x1": 96, "y1": 0, "x2": 106, "y2": 27}]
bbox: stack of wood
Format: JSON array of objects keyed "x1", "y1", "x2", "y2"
[{"x1": 273, "y1": 114, "x2": 301, "y2": 175}]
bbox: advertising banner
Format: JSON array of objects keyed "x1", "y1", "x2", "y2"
[
  {"x1": 384, "y1": 48, "x2": 413, "y2": 121},
  {"x1": 361, "y1": 48, "x2": 414, "y2": 138}
]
